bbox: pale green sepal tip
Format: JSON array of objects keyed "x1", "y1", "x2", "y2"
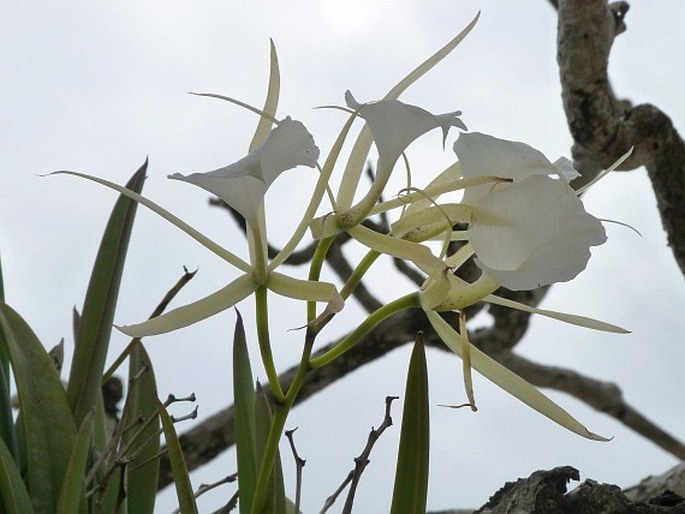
[
  {"x1": 426, "y1": 311, "x2": 610, "y2": 441},
  {"x1": 486, "y1": 294, "x2": 630, "y2": 334},
  {"x1": 47, "y1": 170, "x2": 252, "y2": 274},
  {"x1": 117, "y1": 274, "x2": 257, "y2": 338}
]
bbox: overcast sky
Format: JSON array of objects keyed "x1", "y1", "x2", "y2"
[{"x1": 2, "y1": 1, "x2": 685, "y2": 512}]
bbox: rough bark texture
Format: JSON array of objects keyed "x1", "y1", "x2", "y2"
[{"x1": 558, "y1": 0, "x2": 685, "y2": 275}]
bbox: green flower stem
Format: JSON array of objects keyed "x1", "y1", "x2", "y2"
[
  {"x1": 340, "y1": 164, "x2": 393, "y2": 229},
  {"x1": 309, "y1": 292, "x2": 420, "y2": 369},
  {"x1": 340, "y1": 249, "x2": 381, "y2": 300},
  {"x1": 248, "y1": 218, "x2": 268, "y2": 284},
  {"x1": 307, "y1": 236, "x2": 335, "y2": 324},
  {"x1": 250, "y1": 401, "x2": 289, "y2": 514},
  {"x1": 255, "y1": 286, "x2": 285, "y2": 403},
  {"x1": 252, "y1": 327, "x2": 316, "y2": 514}
]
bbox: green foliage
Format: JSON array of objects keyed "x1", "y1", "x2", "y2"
[
  {"x1": 66, "y1": 161, "x2": 147, "y2": 425},
  {"x1": 158, "y1": 401, "x2": 198, "y2": 514},
  {"x1": 390, "y1": 334, "x2": 431, "y2": 514},
  {"x1": 254, "y1": 387, "x2": 287, "y2": 514},
  {"x1": 233, "y1": 311, "x2": 258, "y2": 513},
  {"x1": 0, "y1": 302, "x2": 77, "y2": 514},
  {"x1": 122, "y1": 342, "x2": 160, "y2": 513},
  {"x1": 0, "y1": 162, "x2": 189, "y2": 514}
]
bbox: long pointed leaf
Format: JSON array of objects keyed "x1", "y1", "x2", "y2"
[
  {"x1": 0, "y1": 256, "x2": 14, "y2": 463},
  {"x1": 158, "y1": 401, "x2": 198, "y2": 514},
  {"x1": 0, "y1": 354, "x2": 17, "y2": 465},
  {"x1": 0, "y1": 302, "x2": 77, "y2": 514},
  {"x1": 0, "y1": 436, "x2": 34, "y2": 514},
  {"x1": 254, "y1": 388, "x2": 286, "y2": 514},
  {"x1": 66, "y1": 161, "x2": 147, "y2": 425},
  {"x1": 56, "y1": 412, "x2": 94, "y2": 514},
  {"x1": 233, "y1": 311, "x2": 258, "y2": 514},
  {"x1": 390, "y1": 334, "x2": 430, "y2": 514},
  {"x1": 122, "y1": 342, "x2": 160, "y2": 514}
]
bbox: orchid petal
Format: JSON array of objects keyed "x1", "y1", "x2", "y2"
[
  {"x1": 430, "y1": 272, "x2": 500, "y2": 312},
  {"x1": 267, "y1": 271, "x2": 344, "y2": 328},
  {"x1": 426, "y1": 311, "x2": 609, "y2": 441},
  {"x1": 391, "y1": 203, "x2": 470, "y2": 240},
  {"x1": 48, "y1": 170, "x2": 252, "y2": 273},
  {"x1": 117, "y1": 274, "x2": 257, "y2": 338},
  {"x1": 347, "y1": 224, "x2": 446, "y2": 275},
  {"x1": 250, "y1": 39, "x2": 281, "y2": 152},
  {"x1": 336, "y1": 14, "x2": 479, "y2": 211},
  {"x1": 485, "y1": 293, "x2": 629, "y2": 333},
  {"x1": 552, "y1": 157, "x2": 580, "y2": 182},
  {"x1": 267, "y1": 271, "x2": 343, "y2": 311},
  {"x1": 346, "y1": 91, "x2": 466, "y2": 172},
  {"x1": 169, "y1": 118, "x2": 319, "y2": 223},
  {"x1": 468, "y1": 175, "x2": 606, "y2": 290},
  {"x1": 401, "y1": 161, "x2": 462, "y2": 217},
  {"x1": 455, "y1": 132, "x2": 561, "y2": 204}
]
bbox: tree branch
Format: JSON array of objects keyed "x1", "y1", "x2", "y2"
[{"x1": 557, "y1": 0, "x2": 685, "y2": 275}]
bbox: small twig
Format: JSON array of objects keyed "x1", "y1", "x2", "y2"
[
  {"x1": 172, "y1": 472, "x2": 238, "y2": 514},
  {"x1": 103, "y1": 267, "x2": 197, "y2": 382},
  {"x1": 320, "y1": 396, "x2": 399, "y2": 514},
  {"x1": 209, "y1": 490, "x2": 239, "y2": 514},
  {"x1": 285, "y1": 427, "x2": 306, "y2": 512},
  {"x1": 170, "y1": 406, "x2": 199, "y2": 424},
  {"x1": 164, "y1": 393, "x2": 198, "y2": 407}
]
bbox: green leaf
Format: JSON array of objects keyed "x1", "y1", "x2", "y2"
[
  {"x1": 254, "y1": 388, "x2": 286, "y2": 514},
  {"x1": 233, "y1": 311, "x2": 258, "y2": 514},
  {"x1": 0, "y1": 255, "x2": 14, "y2": 463},
  {"x1": 0, "y1": 302, "x2": 77, "y2": 514},
  {"x1": 158, "y1": 401, "x2": 198, "y2": 514},
  {"x1": 0, "y1": 436, "x2": 34, "y2": 514},
  {"x1": 0, "y1": 354, "x2": 18, "y2": 465},
  {"x1": 390, "y1": 334, "x2": 430, "y2": 514},
  {"x1": 56, "y1": 412, "x2": 94, "y2": 514},
  {"x1": 122, "y1": 342, "x2": 160, "y2": 514},
  {"x1": 66, "y1": 161, "x2": 147, "y2": 425}
]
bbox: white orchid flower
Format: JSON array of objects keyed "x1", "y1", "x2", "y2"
[
  {"x1": 452, "y1": 132, "x2": 607, "y2": 291},
  {"x1": 329, "y1": 93, "x2": 467, "y2": 230},
  {"x1": 344, "y1": 91, "x2": 466, "y2": 174},
  {"x1": 169, "y1": 117, "x2": 319, "y2": 226}
]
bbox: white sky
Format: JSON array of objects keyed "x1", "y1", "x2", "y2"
[{"x1": 2, "y1": 1, "x2": 685, "y2": 512}]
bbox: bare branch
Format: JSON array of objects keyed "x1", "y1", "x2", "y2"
[
  {"x1": 557, "y1": 0, "x2": 685, "y2": 275},
  {"x1": 285, "y1": 428, "x2": 306, "y2": 513},
  {"x1": 320, "y1": 396, "x2": 398, "y2": 514}
]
